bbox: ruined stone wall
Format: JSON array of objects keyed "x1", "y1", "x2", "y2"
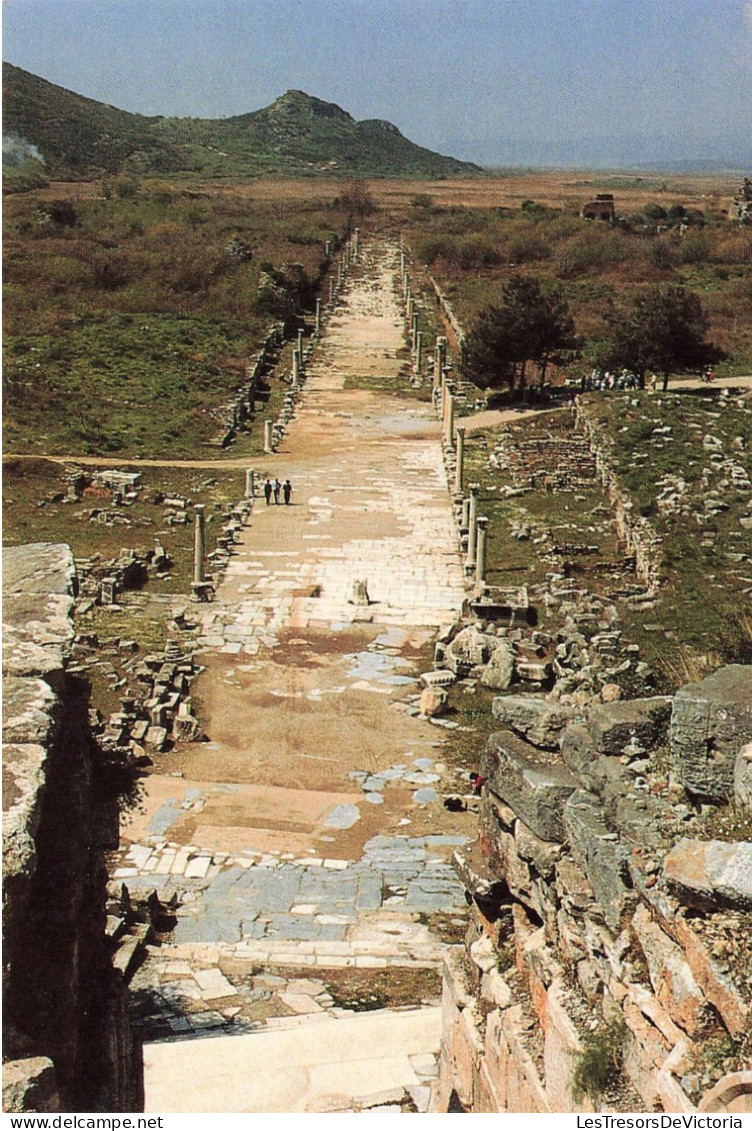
[
  {"x1": 427, "y1": 272, "x2": 466, "y2": 350},
  {"x1": 436, "y1": 670, "x2": 752, "y2": 1114},
  {"x1": 574, "y1": 399, "x2": 664, "y2": 593},
  {"x1": 2, "y1": 544, "x2": 143, "y2": 1113}
]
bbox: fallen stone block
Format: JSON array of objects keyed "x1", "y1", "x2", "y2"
[
  {"x1": 419, "y1": 669, "x2": 455, "y2": 688},
  {"x1": 452, "y1": 841, "x2": 508, "y2": 903},
  {"x1": 446, "y1": 625, "x2": 499, "y2": 674},
  {"x1": 663, "y1": 838, "x2": 752, "y2": 911},
  {"x1": 482, "y1": 731, "x2": 578, "y2": 842},
  {"x1": 514, "y1": 659, "x2": 551, "y2": 684},
  {"x1": 491, "y1": 695, "x2": 569, "y2": 750},
  {"x1": 419, "y1": 686, "x2": 448, "y2": 718},
  {"x1": 479, "y1": 642, "x2": 515, "y2": 690},
  {"x1": 670, "y1": 665, "x2": 752, "y2": 802},
  {"x1": 587, "y1": 696, "x2": 671, "y2": 756},
  {"x1": 559, "y1": 724, "x2": 597, "y2": 775},
  {"x1": 514, "y1": 819, "x2": 563, "y2": 880},
  {"x1": 563, "y1": 790, "x2": 632, "y2": 930}
]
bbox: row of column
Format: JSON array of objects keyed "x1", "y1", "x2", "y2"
[
  {"x1": 399, "y1": 249, "x2": 488, "y2": 588},
  {"x1": 263, "y1": 230, "x2": 362, "y2": 454},
  {"x1": 400, "y1": 249, "x2": 424, "y2": 377}
]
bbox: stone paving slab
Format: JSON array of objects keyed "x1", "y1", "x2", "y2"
[{"x1": 144, "y1": 1006, "x2": 442, "y2": 1113}]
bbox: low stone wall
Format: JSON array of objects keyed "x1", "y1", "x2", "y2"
[
  {"x1": 2, "y1": 544, "x2": 143, "y2": 1112},
  {"x1": 427, "y1": 272, "x2": 466, "y2": 349},
  {"x1": 575, "y1": 399, "x2": 664, "y2": 593}
]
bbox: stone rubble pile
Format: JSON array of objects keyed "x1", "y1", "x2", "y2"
[
  {"x1": 437, "y1": 663, "x2": 752, "y2": 1113},
  {"x1": 81, "y1": 640, "x2": 204, "y2": 757}
]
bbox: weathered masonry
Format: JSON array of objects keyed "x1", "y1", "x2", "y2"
[{"x1": 3, "y1": 544, "x2": 143, "y2": 1113}]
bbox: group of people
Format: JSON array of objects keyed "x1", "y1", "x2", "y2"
[
  {"x1": 578, "y1": 368, "x2": 643, "y2": 391},
  {"x1": 263, "y1": 477, "x2": 293, "y2": 506}
]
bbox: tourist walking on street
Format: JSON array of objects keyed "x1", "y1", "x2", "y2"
[
  {"x1": 263, "y1": 478, "x2": 272, "y2": 505},
  {"x1": 283, "y1": 479, "x2": 292, "y2": 505},
  {"x1": 273, "y1": 478, "x2": 281, "y2": 505}
]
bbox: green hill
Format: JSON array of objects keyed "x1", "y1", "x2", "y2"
[{"x1": 2, "y1": 64, "x2": 482, "y2": 178}]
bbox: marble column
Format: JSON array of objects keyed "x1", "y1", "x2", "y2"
[
  {"x1": 414, "y1": 330, "x2": 422, "y2": 374},
  {"x1": 193, "y1": 505, "x2": 206, "y2": 585},
  {"x1": 454, "y1": 427, "x2": 466, "y2": 492},
  {"x1": 245, "y1": 469, "x2": 255, "y2": 498},
  {"x1": 475, "y1": 516, "x2": 489, "y2": 588},
  {"x1": 434, "y1": 337, "x2": 446, "y2": 391},
  {"x1": 466, "y1": 483, "x2": 480, "y2": 570},
  {"x1": 444, "y1": 392, "x2": 455, "y2": 447},
  {"x1": 315, "y1": 298, "x2": 322, "y2": 334},
  {"x1": 264, "y1": 419, "x2": 273, "y2": 452}
]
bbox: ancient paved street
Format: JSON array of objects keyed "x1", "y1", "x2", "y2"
[{"x1": 116, "y1": 242, "x2": 474, "y2": 1112}]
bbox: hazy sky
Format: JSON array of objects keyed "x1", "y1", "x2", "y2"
[{"x1": 3, "y1": 0, "x2": 752, "y2": 167}]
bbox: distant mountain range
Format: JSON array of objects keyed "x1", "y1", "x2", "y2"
[{"x1": 2, "y1": 63, "x2": 482, "y2": 178}]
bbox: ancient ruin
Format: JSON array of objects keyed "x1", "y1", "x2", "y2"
[{"x1": 3, "y1": 236, "x2": 751, "y2": 1115}]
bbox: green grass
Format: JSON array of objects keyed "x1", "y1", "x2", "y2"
[{"x1": 4, "y1": 314, "x2": 259, "y2": 456}]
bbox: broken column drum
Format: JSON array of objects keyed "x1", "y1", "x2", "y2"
[{"x1": 193, "y1": 505, "x2": 206, "y2": 585}]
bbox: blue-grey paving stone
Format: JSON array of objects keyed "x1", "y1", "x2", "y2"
[
  {"x1": 206, "y1": 868, "x2": 245, "y2": 893},
  {"x1": 125, "y1": 874, "x2": 171, "y2": 892},
  {"x1": 356, "y1": 872, "x2": 383, "y2": 910},
  {"x1": 406, "y1": 772, "x2": 440, "y2": 784},
  {"x1": 348, "y1": 770, "x2": 368, "y2": 782},
  {"x1": 412, "y1": 788, "x2": 439, "y2": 804},
  {"x1": 364, "y1": 792, "x2": 384, "y2": 805},
  {"x1": 145, "y1": 803, "x2": 183, "y2": 835},
  {"x1": 317, "y1": 922, "x2": 349, "y2": 941},
  {"x1": 364, "y1": 835, "x2": 401, "y2": 850},
  {"x1": 240, "y1": 920, "x2": 267, "y2": 939},
  {"x1": 404, "y1": 892, "x2": 459, "y2": 912},
  {"x1": 172, "y1": 916, "x2": 204, "y2": 944},
  {"x1": 380, "y1": 767, "x2": 406, "y2": 781},
  {"x1": 254, "y1": 870, "x2": 302, "y2": 912},
  {"x1": 413, "y1": 758, "x2": 435, "y2": 770},
  {"x1": 184, "y1": 788, "x2": 203, "y2": 802},
  {"x1": 362, "y1": 776, "x2": 387, "y2": 792},
  {"x1": 323, "y1": 803, "x2": 361, "y2": 829},
  {"x1": 197, "y1": 915, "x2": 243, "y2": 943}
]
